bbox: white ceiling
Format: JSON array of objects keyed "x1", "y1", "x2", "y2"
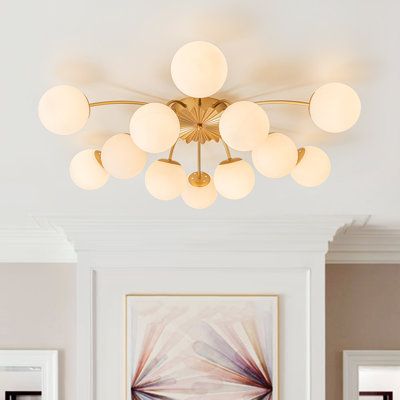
[{"x1": 1, "y1": 0, "x2": 400, "y2": 223}]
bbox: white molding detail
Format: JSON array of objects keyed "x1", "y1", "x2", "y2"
[
  {"x1": 343, "y1": 350, "x2": 400, "y2": 400},
  {"x1": 327, "y1": 224, "x2": 400, "y2": 264},
  {"x1": 0, "y1": 350, "x2": 58, "y2": 400},
  {"x1": 1, "y1": 215, "x2": 400, "y2": 264},
  {"x1": 43, "y1": 215, "x2": 353, "y2": 253},
  {"x1": 92, "y1": 264, "x2": 315, "y2": 400},
  {"x1": 0, "y1": 225, "x2": 76, "y2": 263}
]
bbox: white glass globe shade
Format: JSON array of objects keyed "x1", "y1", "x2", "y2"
[
  {"x1": 69, "y1": 149, "x2": 109, "y2": 190},
  {"x1": 252, "y1": 132, "x2": 298, "y2": 178},
  {"x1": 219, "y1": 101, "x2": 270, "y2": 151},
  {"x1": 145, "y1": 160, "x2": 186, "y2": 201},
  {"x1": 130, "y1": 103, "x2": 180, "y2": 153},
  {"x1": 214, "y1": 159, "x2": 255, "y2": 200},
  {"x1": 38, "y1": 85, "x2": 90, "y2": 135},
  {"x1": 171, "y1": 41, "x2": 228, "y2": 98},
  {"x1": 309, "y1": 82, "x2": 361, "y2": 133},
  {"x1": 181, "y1": 178, "x2": 217, "y2": 209},
  {"x1": 101, "y1": 133, "x2": 147, "y2": 179},
  {"x1": 291, "y1": 146, "x2": 331, "y2": 187}
]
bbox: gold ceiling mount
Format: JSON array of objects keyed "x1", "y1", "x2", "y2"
[{"x1": 171, "y1": 97, "x2": 227, "y2": 144}]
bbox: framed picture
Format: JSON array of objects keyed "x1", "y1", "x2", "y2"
[
  {"x1": 125, "y1": 294, "x2": 279, "y2": 400},
  {"x1": 5, "y1": 392, "x2": 42, "y2": 400},
  {"x1": 359, "y1": 392, "x2": 393, "y2": 400}
]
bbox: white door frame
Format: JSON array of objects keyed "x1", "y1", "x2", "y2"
[
  {"x1": 0, "y1": 350, "x2": 58, "y2": 400},
  {"x1": 343, "y1": 350, "x2": 400, "y2": 400}
]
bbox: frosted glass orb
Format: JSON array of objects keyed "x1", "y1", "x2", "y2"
[
  {"x1": 181, "y1": 177, "x2": 217, "y2": 209},
  {"x1": 171, "y1": 41, "x2": 228, "y2": 98},
  {"x1": 219, "y1": 101, "x2": 270, "y2": 151},
  {"x1": 214, "y1": 159, "x2": 255, "y2": 200},
  {"x1": 291, "y1": 146, "x2": 331, "y2": 187},
  {"x1": 38, "y1": 85, "x2": 89, "y2": 135},
  {"x1": 145, "y1": 160, "x2": 186, "y2": 201},
  {"x1": 309, "y1": 83, "x2": 361, "y2": 133},
  {"x1": 69, "y1": 149, "x2": 109, "y2": 190},
  {"x1": 252, "y1": 132, "x2": 298, "y2": 178},
  {"x1": 101, "y1": 133, "x2": 147, "y2": 179},
  {"x1": 130, "y1": 103, "x2": 180, "y2": 153}
]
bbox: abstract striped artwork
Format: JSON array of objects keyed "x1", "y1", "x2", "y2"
[{"x1": 126, "y1": 295, "x2": 278, "y2": 400}]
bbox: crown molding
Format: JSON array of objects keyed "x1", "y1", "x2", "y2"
[
  {"x1": 1, "y1": 215, "x2": 400, "y2": 264},
  {"x1": 39, "y1": 215, "x2": 353, "y2": 254},
  {"x1": 0, "y1": 215, "x2": 354, "y2": 262},
  {"x1": 0, "y1": 224, "x2": 76, "y2": 263},
  {"x1": 327, "y1": 224, "x2": 400, "y2": 264}
]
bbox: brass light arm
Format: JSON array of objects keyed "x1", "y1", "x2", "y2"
[
  {"x1": 89, "y1": 100, "x2": 148, "y2": 107},
  {"x1": 168, "y1": 141, "x2": 178, "y2": 161},
  {"x1": 211, "y1": 99, "x2": 231, "y2": 108},
  {"x1": 297, "y1": 147, "x2": 305, "y2": 164},
  {"x1": 255, "y1": 99, "x2": 309, "y2": 106},
  {"x1": 167, "y1": 100, "x2": 188, "y2": 108},
  {"x1": 221, "y1": 139, "x2": 233, "y2": 161},
  {"x1": 211, "y1": 99, "x2": 308, "y2": 107}
]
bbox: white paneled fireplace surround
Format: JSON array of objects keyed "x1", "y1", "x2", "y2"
[{"x1": 70, "y1": 216, "x2": 346, "y2": 400}]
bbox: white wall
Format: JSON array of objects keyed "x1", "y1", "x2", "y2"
[
  {"x1": 359, "y1": 366, "x2": 400, "y2": 398},
  {"x1": 0, "y1": 264, "x2": 76, "y2": 400},
  {"x1": 326, "y1": 265, "x2": 400, "y2": 400},
  {"x1": 0, "y1": 370, "x2": 41, "y2": 399}
]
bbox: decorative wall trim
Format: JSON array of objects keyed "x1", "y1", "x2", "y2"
[
  {"x1": 343, "y1": 350, "x2": 400, "y2": 400},
  {"x1": 89, "y1": 262, "x2": 318, "y2": 400}
]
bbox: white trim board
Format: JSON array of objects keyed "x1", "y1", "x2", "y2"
[
  {"x1": 0, "y1": 350, "x2": 58, "y2": 400},
  {"x1": 343, "y1": 350, "x2": 400, "y2": 400}
]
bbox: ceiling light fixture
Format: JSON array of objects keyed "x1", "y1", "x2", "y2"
[{"x1": 38, "y1": 41, "x2": 361, "y2": 209}]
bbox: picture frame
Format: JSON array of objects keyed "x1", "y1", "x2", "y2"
[{"x1": 125, "y1": 293, "x2": 279, "y2": 400}]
